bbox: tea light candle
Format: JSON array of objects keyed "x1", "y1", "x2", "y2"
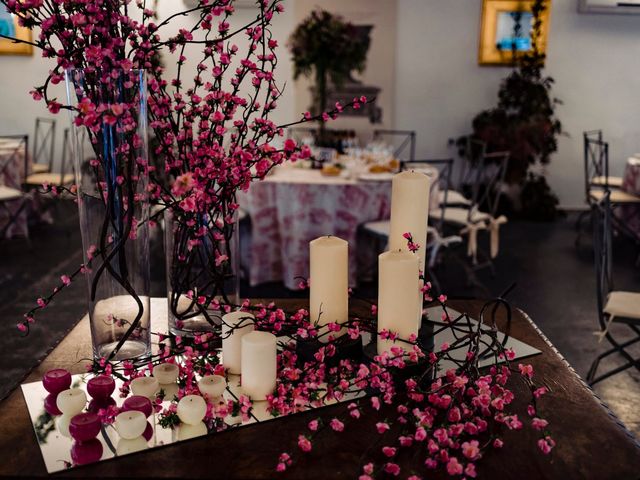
[
  {"x1": 153, "y1": 363, "x2": 179, "y2": 385},
  {"x1": 69, "y1": 412, "x2": 101, "y2": 442},
  {"x1": 377, "y1": 250, "x2": 421, "y2": 355},
  {"x1": 177, "y1": 421, "x2": 207, "y2": 441},
  {"x1": 309, "y1": 236, "x2": 348, "y2": 341},
  {"x1": 241, "y1": 331, "x2": 277, "y2": 401},
  {"x1": 198, "y1": 375, "x2": 227, "y2": 399},
  {"x1": 122, "y1": 395, "x2": 153, "y2": 418},
  {"x1": 222, "y1": 311, "x2": 255, "y2": 374},
  {"x1": 43, "y1": 369, "x2": 72, "y2": 395},
  {"x1": 87, "y1": 375, "x2": 115, "y2": 400},
  {"x1": 388, "y1": 171, "x2": 430, "y2": 272},
  {"x1": 44, "y1": 393, "x2": 62, "y2": 416},
  {"x1": 115, "y1": 410, "x2": 147, "y2": 439},
  {"x1": 58, "y1": 413, "x2": 73, "y2": 438},
  {"x1": 177, "y1": 394, "x2": 207, "y2": 425},
  {"x1": 56, "y1": 388, "x2": 87, "y2": 416},
  {"x1": 130, "y1": 376, "x2": 159, "y2": 399},
  {"x1": 71, "y1": 438, "x2": 103, "y2": 465}
]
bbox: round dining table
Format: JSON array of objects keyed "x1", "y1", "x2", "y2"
[{"x1": 238, "y1": 165, "x2": 439, "y2": 290}]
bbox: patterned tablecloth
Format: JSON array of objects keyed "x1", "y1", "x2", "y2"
[
  {"x1": 239, "y1": 166, "x2": 439, "y2": 290},
  {"x1": 0, "y1": 138, "x2": 28, "y2": 238},
  {"x1": 620, "y1": 156, "x2": 640, "y2": 238}
]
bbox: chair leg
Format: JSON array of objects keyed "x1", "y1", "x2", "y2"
[{"x1": 587, "y1": 329, "x2": 640, "y2": 385}]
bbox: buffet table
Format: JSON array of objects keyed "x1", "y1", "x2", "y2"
[
  {"x1": 1, "y1": 298, "x2": 639, "y2": 479},
  {"x1": 238, "y1": 166, "x2": 439, "y2": 289}
]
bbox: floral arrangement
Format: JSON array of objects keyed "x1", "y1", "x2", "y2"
[{"x1": 2, "y1": 1, "x2": 554, "y2": 477}]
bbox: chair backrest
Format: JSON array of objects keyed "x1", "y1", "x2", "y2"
[
  {"x1": 456, "y1": 137, "x2": 487, "y2": 191},
  {"x1": 583, "y1": 130, "x2": 608, "y2": 199},
  {"x1": 33, "y1": 117, "x2": 56, "y2": 169},
  {"x1": 592, "y1": 190, "x2": 613, "y2": 328},
  {"x1": 373, "y1": 129, "x2": 416, "y2": 161},
  {"x1": 468, "y1": 150, "x2": 510, "y2": 220},
  {"x1": 400, "y1": 158, "x2": 453, "y2": 232}
]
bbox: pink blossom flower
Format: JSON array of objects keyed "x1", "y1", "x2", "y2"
[
  {"x1": 329, "y1": 418, "x2": 344, "y2": 432},
  {"x1": 376, "y1": 422, "x2": 390, "y2": 434},
  {"x1": 382, "y1": 446, "x2": 396, "y2": 457},
  {"x1": 532, "y1": 417, "x2": 549, "y2": 431},
  {"x1": 446, "y1": 457, "x2": 463, "y2": 476},
  {"x1": 383, "y1": 462, "x2": 400, "y2": 476},
  {"x1": 297, "y1": 435, "x2": 312, "y2": 452},
  {"x1": 493, "y1": 438, "x2": 504, "y2": 449},
  {"x1": 518, "y1": 363, "x2": 534, "y2": 379},
  {"x1": 60, "y1": 275, "x2": 71, "y2": 286},
  {"x1": 461, "y1": 440, "x2": 481, "y2": 460},
  {"x1": 538, "y1": 436, "x2": 556, "y2": 454},
  {"x1": 308, "y1": 419, "x2": 319, "y2": 431}
]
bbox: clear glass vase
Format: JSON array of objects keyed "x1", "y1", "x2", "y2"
[
  {"x1": 66, "y1": 69, "x2": 151, "y2": 362},
  {"x1": 165, "y1": 209, "x2": 240, "y2": 336}
]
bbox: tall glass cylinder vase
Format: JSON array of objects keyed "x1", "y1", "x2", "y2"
[
  {"x1": 165, "y1": 208, "x2": 240, "y2": 336},
  {"x1": 66, "y1": 69, "x2": 151, "y2": 362}
]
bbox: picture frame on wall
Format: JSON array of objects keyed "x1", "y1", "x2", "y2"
[
  {"x1": 0, "y1": 5, "x2": 33, "y2": 56},
  {"x1": 478, "y1": 0, "x2": 550, "y2": 66}
]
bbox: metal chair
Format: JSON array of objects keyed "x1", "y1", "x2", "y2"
[
  {"x1": 0, "y1": 136, "x2": 30, "y2": 238},
  {"x1": 576, "y1": 132, "x2": 640, "y2": 247},
  {"x1": 433, "y1": 151, "x2": 510, "y2": 268},
  {"x1": 24, "y1": 127, "x2": 74, "y2": 189},
  {"x1": 30, "y1": 118, "x2": 56, "y2": 174},
  {"x1": 372, "y1": 129, "x2": 416, "y2": 162},
  {"x1": 587, "y1": 190, "x2": 640, "y2": 386}
]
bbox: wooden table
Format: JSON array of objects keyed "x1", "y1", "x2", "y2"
[{"x1": 1, "y1": 299, "x2": 639, "y2": 479}]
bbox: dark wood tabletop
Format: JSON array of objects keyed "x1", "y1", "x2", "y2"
[{"x1": 1, "y1": 299, "x2": 639, "y2": 479}]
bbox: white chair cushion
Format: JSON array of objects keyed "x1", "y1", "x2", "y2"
[
  {"x1": 362, "y1": 220, "x2": 390, "y2": 237},
  {"x1": 604, "y1": 291, "x2": 640, "y2": 320},
  {"x1": 432, "y1": 207, "x2": 490, "y2": 226},
  {"x1": 0, "y1": 185, "x2": 23, "y2": 201},
  {"x1": 439, "y1": 189, "x2": 471, "y2": 206},
  {"x1": 590, "y1": 188, "x2": 640, "y2": 204},
  {"x1": 25, "y1": 172, "x2": 75, "y2": 186},
  {"x1": 591, "y1": 176, "x2": 623, "y2": 188}
]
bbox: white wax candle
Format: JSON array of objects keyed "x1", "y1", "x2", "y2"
[
  {"x1": 130, "y1": 376, "x2": 159, "y2": 399},
  {"x1": 198, "y1": 375, "x2": 227, "y2": 399},
  {"x1": 388, "y1": 171, "x2": 431, "y2": 272},
  {"x1": 115, "y1": 410, "x2": 147, "y2": 439},
  {"x1": 57, "y1": 413, "x2": 73, "y2": 438},
  {"x1": 56, "y1": 388, "x2": 87, "y2": 416},
  {"x1": 309, "y1": 235, "x2": 348, "y2": 341},
  {"x1": 177, "y1": 395, "x2": 207, "y2": 425},
  {"x1": 377, "y1": 250, "x2": 421, "y2": 356},
  {"x1": 177, "y1": 421, "x2": 207, "y2": 440},
  {"x1": 222, "y1": 311, "x2": 255, "y2": 374},
  {"x1": 116, "y1": 436, "x2": 148, "y2": 455},
  {"x1": 153, "y1": 363, "x2": 179, "y2": 385},
  {"x1": 241, "y1": 331, "x2": 277, "y2": 401}
]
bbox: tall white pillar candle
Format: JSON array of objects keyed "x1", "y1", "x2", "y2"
[
  {"x1": 309, "y1": 235, "x2": 348, "y2": 341},
  {"x1": 388, "y1": 171, "x2": 431, "y2": 272},
  {"x1": 241, "y1": 331, "x2": 277, "y2": 401},
  {"x1": 222, "y1": 311, "x2": 255, "y2": 374},
  {"x1": 377, "y1": 250, "x2": 421, "y2": 356}
]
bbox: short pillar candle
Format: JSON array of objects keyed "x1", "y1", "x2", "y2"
[
  {"x1": 222, "y1": 311, "x2": 255, "y2": 375},
  {"x1": 377, "y1": 250, "x2": 421, "y2": 356},
  {"x1": 309, "y1": 235, "x2": 348, "y2": 341},
  {"x1": 241, "y1": 331, "x2": 277, "y2": 401}
]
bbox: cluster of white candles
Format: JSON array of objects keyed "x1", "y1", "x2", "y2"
[{"x1": 308, "y1": 171, "x2": 431, "y2": 355}]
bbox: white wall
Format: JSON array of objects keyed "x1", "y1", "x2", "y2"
[{"x1": 394, "y1": 0, "x2": 640, "y2": 209}]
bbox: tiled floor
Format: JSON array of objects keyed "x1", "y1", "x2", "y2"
[{"x1": 1, "y1": 204, "x2": 638, "y2": 437}]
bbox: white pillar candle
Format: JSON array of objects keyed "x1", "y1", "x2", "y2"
[
  {"x1": 115, "y1": 410, "x2": 147, "y2": 439},
  {"x1": 241, "y1": 331, "x2": 277, "y2": 401},
  {"x1": 198, "y1": 375, "x2": 227, "y2": 400},
  {"x1": 222, "y1": 311, "x2": 255, "y2": 375},
  {"x1": 177, "y1": 395, "x2": 207, "y2": 425},
  {"x1": 57, "y1": 413, "x2": 73, "y2": 438},
  {"x1": 377, "y1": 250, "x2": 421, "y2": 356},
  {"x1": 152, "y1": 363, "x2": 179, "y2": 385},
  {"x1": 309, "y1": 235, "x2": 348, "y2": 341},
  {"x1": 56, "y1": 388, "x2": 87, "y2": 416},
  {"x1": 388, "y1": 171, "x2": 431, "y2": 272},
  {"x1": 130, "y1": 376, "x2": 159, "y2": 399}
]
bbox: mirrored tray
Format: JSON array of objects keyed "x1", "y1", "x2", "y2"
[{"x1": 21, "y1": 306, "x2": 540, "y2": 473}]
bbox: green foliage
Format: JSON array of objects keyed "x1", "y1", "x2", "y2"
[{"x1": 289, "y1": 9, "x2": 369, "y2": 114}]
